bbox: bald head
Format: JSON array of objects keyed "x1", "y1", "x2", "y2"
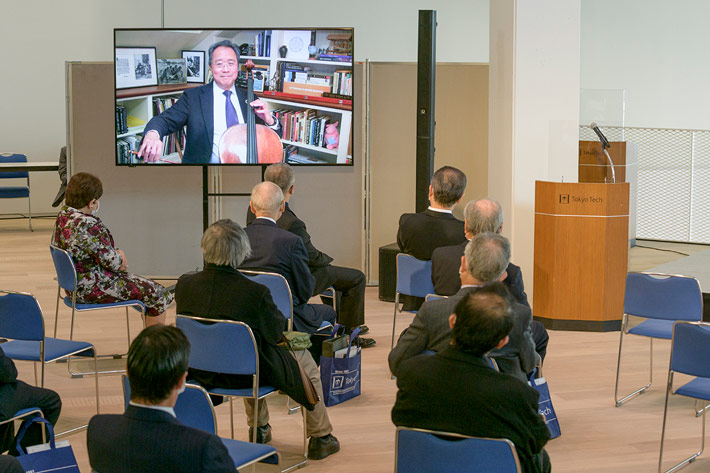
[
  {"x1": 250, "y1": 181, "x2": 284, "y2": 218},
  {"x1": 464, "y1": 199, "x2": 503, "y2": 236}
]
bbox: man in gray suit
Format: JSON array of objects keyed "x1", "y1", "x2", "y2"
[{"x1": 388, "y1": 232, "x2": 537, "y2": 381}]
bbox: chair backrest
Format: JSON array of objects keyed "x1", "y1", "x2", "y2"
[
  {"x1": 396, "y1": 254, "x2": 435, "y2": 298},
  {"x1": 121, "y1": 375, "x2": 217, "y2": 434},
  {"x1": 624, "y1": 272, "x2": 703, "y2": 321},
  {"x1": 239, "y1": 270, "x2": 293, "y2": 328},
  {"x1": 0, "y1": 291, "x2": 45, "y2": 341},
  {"x1": 425, "y1": 293, "x2": 447, "y2": 302},
  {"x1": 49, "y1": 246, "x2": 78, "y2": 293},
  {"x1": 176, "y1": 315, "x2": 259, "y2": 377},
  {"x1": 669, "y1": 321, "x2": 710, "y2": 378},
  {"x1": 395, "y1": 427, "x2": 521, "y2": 473},
  {"x1": 0, "y1": 153, "x2": 29, "y2": 180}
]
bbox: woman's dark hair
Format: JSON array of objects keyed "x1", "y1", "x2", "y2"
[
  {"x1": 127, "y1": 325, "x2": 190, "y2": 404},
  {"x1": 65, "y1": 172, "x2": 103, "y2": 209}
]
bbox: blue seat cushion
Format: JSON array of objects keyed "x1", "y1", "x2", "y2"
[
  {"x1": 0, "y1": 187, "x2": 29, "y2": 198},
  {"x1": 627, "y1": 319, "x2": 674, "y2": 339},
  {"x1": 2, "y1": 338, "x2": 94, "y2": 362},
  {"x1": 63, "y1": 296, "x2": 145, "y2": 312},
  {"x1": 675, "y1": 377, "x2": 710, "y2": 401},
  {"x1": 209, "y1": 386, "x2": 277, "y2": 398},
  {"x1": 221, "y1": 438, "x2": 279, "y2": 466}
]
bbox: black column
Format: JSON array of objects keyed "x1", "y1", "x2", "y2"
[{"x1": 415, "y1": 10, "x2": 436, "y2": 212}]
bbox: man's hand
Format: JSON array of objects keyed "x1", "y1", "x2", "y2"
[
  {"x1": 249, "y1": 99, "x2": 275, "y2": 125},
  {"x1": 117, "y1": 249, "x2": 128, "y2": 271},
  {"x1": 137, "y1": 130, "x2": 163, "y2": 162}
]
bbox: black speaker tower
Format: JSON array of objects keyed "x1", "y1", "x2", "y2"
[{"x1": 416, "y1": 10, "x2": 436, "y2": 212}]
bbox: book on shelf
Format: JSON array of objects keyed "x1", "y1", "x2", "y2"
[
  {"x1": 317, "y1": 54, "x2": 352, "y2": 62},
  {"x1": 115, "y1": 105, "x2": 128, "y2": 135},
  {"x1": 286, "y1": 153, "x2": 327, "y2": 164},
  {"x1": 116, "y1": 133, "x2": 142, "y2": 164},
  {"x1": 274, "y1": 108, "x2": 333, "y2": 149},
  {"x1": 332, "y1": 70, "x2": 352, "y2": 96}
]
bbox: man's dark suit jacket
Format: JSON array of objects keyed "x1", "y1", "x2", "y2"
[
  {"x1": 388, "y1": 286, "x2": 537, "y2": 381},
  {"x1": 143, "y1": 82, "x2": 279, "y2": 164},
  {"x1": 247, "y1": 203, "x2": 334, "y2": 292},
  {"x1": 392, "y1": 347, "x2": 550, "y2": 473},
  {"x1": 397, "y1": 209, "x2": 466, "y2": 261},
  {"x1": 240, "y1": 218, "x2": 326, "y2": 333},
  {"x1": 87, "y1": 405, "x2": 235, "y2": 473},
  {"x1": 175, "y1": 264, "x2": 314, "y2": 409},
  {"x1": 431, "y1": 240, "x2": 529, "y2": 306}
]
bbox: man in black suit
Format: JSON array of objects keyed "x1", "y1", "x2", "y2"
[
  {"x1": 175, "y1": 219, "x2": 339, "y2": 460},
  {"x1": 138, "y1": 40, "x2": 280, "y2": 164},
  {"x1": 0, "y1": 346, "x2": 61, "y2": 456},
  {"x1": 246, "y1": 164, "x2": 373, "y2": 346},
  {"x1": 241, "y1": 181, "x2": 336, "y2": 334},
  {"x1": 392, "y1": 284, "x2": 551, "y2": 473},
  {"x1": 431, "y1": 198, "x2": 548, "y2": 361},
  {"x1": 87, "y1": 325, "x2": 236, "y2": 473},
  {"x1": 396, "y1": 165, "x2": 467, "y2": 261},
  {"x1": 389, "y1": 232, "x2": 537, "y2": 381}
]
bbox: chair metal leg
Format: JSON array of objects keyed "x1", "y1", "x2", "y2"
[
  {"x1": 695, "y1": 400, "x2": 710, "y2": 418},
  {"x1": 33, "y1": 363, "x2": 38, "y2": 386},
  {"x1": 93, "y1": 352, "x2": 100, "y2": 414},
  {"x1": 125, "y1": 307, "x2": 131, "y2": 348},
  {"x1": 615, "y1": 316, "x2": 653, "y2": 407},
  {"x1": 27, "y1": 185, "x2": 32, "y2": 232},
  {"x1": 251, "y1": 396, "x2": 258, "y2": 443},
  {"x1": 391, "y1": 292, "x2": 400, "y2": 351},
  {"x1": 230, "y1": 398, "x2": 236, "y2": 440},
  {"x1": 53, "y1": 286, "x2": 61, "y2": 338}
]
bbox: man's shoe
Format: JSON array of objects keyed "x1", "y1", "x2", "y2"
[
  {"x1": 248, "y1": 424, "x2": 272, "y2": 444},
  {"x1": 307, "y1": 434, "x2": 340, "y2": 460},
  {"x1": 356, "y1": 325, "x2": 369, "y2": 335},
  {"x1": 357, "y1": 337, "x2": 376, "y2": 349}
]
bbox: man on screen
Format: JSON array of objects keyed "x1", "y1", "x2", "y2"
[{"x1": 138, "y1": 40, "x2": 280, "y2": 164}]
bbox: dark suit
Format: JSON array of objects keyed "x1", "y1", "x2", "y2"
[
  {"x1": 397, "y1": 209, "x2": 466, "y2": 261},
  {"x1": 87, "y1": 405, "x2": 235, "y2": 473},
  {"x1": 0, "y1": 347, "x2": 61, "y2": 455},
  {"x1": 144, "y1": 82, "x2": 279, "y2": 164},
  {"x1": 247, "y1": 203, "x2": 366, "y2": 329},
  {"x1": 240, "y1": 218, "x2": 336, "y2": 333},
  {"x1": 175, "y1": 264, "x2": 313, "y2": 408},
  {"x1": 392, "y1": 347, "x2": 551, "y2": 473},
  {"x1": 388, "y1": 287, "x2": 537, "y2": 381}
]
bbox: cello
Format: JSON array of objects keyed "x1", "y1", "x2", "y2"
[{"x1": 218, "y1": 60, "x2": 283, "y2": 164}]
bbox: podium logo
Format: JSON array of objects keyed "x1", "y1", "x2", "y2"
[{"x1": 559, "y1": 194, "x2": 570, "y2": 204}]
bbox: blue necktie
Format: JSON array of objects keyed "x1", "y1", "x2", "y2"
[{"x1": 224, "y1": 90, "x2": 239, "y2": 127}]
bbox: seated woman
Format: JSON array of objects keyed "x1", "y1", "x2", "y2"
[{"x1": 53, "y1": 172, "x2": 173, "y2": 326}]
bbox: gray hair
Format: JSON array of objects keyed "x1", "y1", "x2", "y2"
[
  {"x1": 264, "y1": 163, "x2": 295, "y2": 194},
  {"x1": 201, "y1": 219, "x2": 251, "y2": 269},
  {"x1": 208, "y1": 40, "x2": 240, "y2": 66},
  {"x1": 464, "y1": 232, "x2": 510, "y2": 283},
  {"x1": 250, "y1": 181, "x2": 283, "y2": 217},
  {"x1": 464, "y1": 199, "x2": 503, "y2": 235},
  {"x1": 431, "y1": 166, "x2": 466, "y2": 207}
]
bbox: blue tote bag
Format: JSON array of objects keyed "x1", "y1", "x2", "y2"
[
  {"x1": 320, "y1": 328, "x2": 361, "y2": 407},
  {"x1": 528, "y1": 371, "x2": 561, "y2": 439},
  {"x1": 14, "y1": 416, "x2": 80, "y2": 473}
]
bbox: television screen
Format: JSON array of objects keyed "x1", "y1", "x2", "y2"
[{"x1": 114, "y1": 28, "x2": 354, "y2": 166}]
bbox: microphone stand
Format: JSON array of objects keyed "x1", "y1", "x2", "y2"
[{"x1": 602, "y1": 147, "x2": 616, "y2": 184}]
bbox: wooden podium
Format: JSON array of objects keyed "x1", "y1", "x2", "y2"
[{"x1": 533, "y1": 181, "x2": 629, "y2": 331}]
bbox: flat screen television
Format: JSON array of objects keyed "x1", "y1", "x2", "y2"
[{"x1": 114, "y1": 28, "x2": 354, "y2": 166}]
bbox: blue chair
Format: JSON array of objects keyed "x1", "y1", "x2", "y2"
[
  {"x1": 0, "y1": 408, "x2": 46, "y2": 447},
  {"x1": 0, "y1": 291, "x2": 99, "y2": 420},
  {"x1": 49, "y1": 245, "x2": 145, "y2": 376},
  {"x1": 175, "y1": 314, "x2": 307, "y2": 466},
  {"x1": 121, "y1": 376, "x2": 279, "y2": 469},
  {"x1": 658, "y1": 321, "x2": 710, "y2": 473},
  {"x1": 240, "y1": 269, "x2": 333, "y2": 333},
  {"x1": 424, "y1": 293, "x2": 446, "y2": 302},
  {"x1": 615, "y1": 272, "x2": 703, "y2": 407},
  {"x1": 0, "y1": 153, "x2": 32, "y2": 231},
  {"x1": 391, "y1": 254, "x2": 435, "y2": 350},
  {"x1": 394, "y1": 426, "x2": 522, "y2": 472}
]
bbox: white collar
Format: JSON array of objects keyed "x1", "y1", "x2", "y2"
[
  {"x1": 129, "y1": 401, "x2": 176, "y2": 418},
  {"x1": 427, "y1": 206, "x2": 453, "y2": 214},
  {"x1": 256, "y1": 216, "x2": 277, "y2": 224},
  {"x1": 213, "y1": 81, "x2": 237, "y2": 98}
]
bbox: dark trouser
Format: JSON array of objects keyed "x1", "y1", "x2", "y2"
[
  {"x1": 312, "y1": 265, "x2": 366, "y2": 331},
  {"x1": 0, "y1": 381, "x2": 61, "y2": 455},
  {"x1": 531, "y1": 320, "x2": 549, "y2": 363},
  {"x1": 0, "y1": 455, "x2": 22, "y2": 473}
]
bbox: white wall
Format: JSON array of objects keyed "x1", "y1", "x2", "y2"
[{"x1": 581, "y1": 0, "x2": 710, "y2": 130}]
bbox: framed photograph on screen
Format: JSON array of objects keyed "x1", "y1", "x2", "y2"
[
  {"x1": 182, "y1": 50, "x2": 205, "y2": 83},
  {"x1": 115, "y1": 47, "x2": 157, "y2": 89},
  {"x1": 157, "y1": 58, "x2": 187, "y2": 85}
]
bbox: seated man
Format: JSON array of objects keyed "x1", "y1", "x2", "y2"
[
  {"x1": 246, "y1": 163, "x2": 373, "y2": 347},
  {"x1": 0, "y1": 346, "x2": 61, "y2": 456},
  {"x1": 240, "y1": 181, "x2": 336, "y2": 335},
  {"x1": 391, "y1": 284, "x2": 551, "y2": 473},
  {"x1": 175, "y1": 219, "x2": 340, "y2": 460},
  {"x1": 397, "y1": 165, "x2": 467, "y2": 261},
  {"x1": 87, "y1": 325, "x2": 236, "y2": 473},
  {"x1": 431, "y1": 198, "x2": 549, "y2": 361},
  {"x1": 389, "y1": 232, "x2": 537, "y2": 381}
]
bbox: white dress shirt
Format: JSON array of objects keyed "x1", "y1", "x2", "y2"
[{"x1": 211, "y1": 82, "x2": 245, "y2": 163}]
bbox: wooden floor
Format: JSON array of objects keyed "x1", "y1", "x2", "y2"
[{"x1": 2, "y1": 218, "x2": 710, "y2": 472}]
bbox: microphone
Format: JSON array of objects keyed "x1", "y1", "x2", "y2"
[{"x1": 589, "y1": 122, "x2": 611, "y2": 149}]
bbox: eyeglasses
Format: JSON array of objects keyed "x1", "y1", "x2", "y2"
[{"x1": 212, "y1": 61, "x2": 237, "y2": 70}]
